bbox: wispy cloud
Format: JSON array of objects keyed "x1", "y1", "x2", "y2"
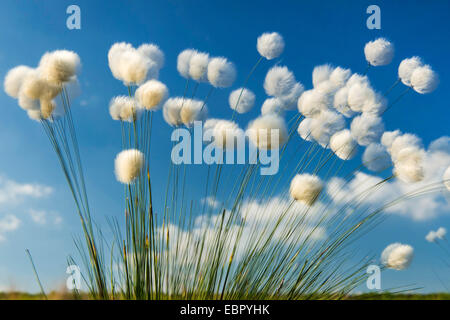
[
  {"x1": 0, "y1": 215, "x2": 21, "y2": 242},
  {"x1": 327, "y1": 136, "x2": 450, "y2": 221},
  {"x1": 0, "y1": 176, "x2": 53, "y2": 205},
  {"x1": 29, "y1": 209, "x2": 62, "y2": 226}
]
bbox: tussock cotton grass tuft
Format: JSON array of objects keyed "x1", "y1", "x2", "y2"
[
  {"x1": 398, "y1": 57, "x2": 423, "y2": 86},
  {"x1": 350, "y1": 113, "x2": 384, "y2": 146},
  {"x1": 39, "y1": 50, "x2": 81, "y2": 84},
  {"x1": 362, "y1": 143, "x2": 391, "y2": 172},
  {"x1": 410, "y1": 65, "x2": 439, "y2": 94},
  {"x1": 189, "y1": 52, "x2": 210, "y2": 82},
  {"x1": 246, "y1": 114, "x2": 287, "y2": 150},
  {"x1": 289, "y1": 174, "x2": 323, "y2": 206},
  {"x1": 261, "y1": 98, "x2": 284, "y2": 116},
  {"x1": 137, "y1": 44, "x2": 165, "y2": 70},
  {"x1": 180, "y1": 99, "x2": 208, "y2": 126},
  {"x1": 381, "y1": 243, "x2": 414, "y2": 270},
  {"x1": 310, "y1": 110, "x2": 346, "y2": 147},
  {"x1": 257, "y1": 32, "x2": 285, "y2": 60},
  {"x1": 135, "y1": 79, "x2": 168, "y2": 110},
  {"x1": 162, "y1": 97, "x2": 184, "y2": 127},
  {"x1": 444, "y1": 166, "x2": 450, "y2": 191},
  {"x1": 297, "y1": 118, "x2": 314, "y2": 142},
  {"x1": 312, "y1": 64, "x2": 333, "y2": 88},
  {"x1": 207, "y1": 57, "x2": 236, "y2": 88},
  {"x1": 114, "y1": 149, "x2": 145, "y2": 184},
  {"x1": 264, "y1": 66, "x2": 296, "y2": 98},
  {"x1": 229, "y1": 88, "x2": 255, "y2": 114},
  {"x1": 297, "y1": 89, "x2": 331, "y2": 118},
  {"x1": 109, "y1": 96, "x2": 139, "y2": 122},
  {"x1": 177, "y1": 49, "x2": 196, "y2": 79},
  {"x1": 4, "y1": 65, "x2": 34, "y2": 98},
  {"x1": 393, "y1": 146, "x2": 425, "y2": 183},
  {"x1": 364, "y1": 38, "x2": 394, "y2": 66},
  {"x1": 27, "y1": 109, "x2": 43, "y2": 121},
  {"x1": 330, "y1": 129, "x2": 358, "y2": 160}
]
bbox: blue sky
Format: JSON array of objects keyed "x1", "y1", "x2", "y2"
[{"x1": 0, "y1": 0, "x2": 449, "y2": 293}]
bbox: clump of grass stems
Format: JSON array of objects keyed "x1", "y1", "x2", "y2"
[{"x1": 29, "y1": 52, "x2": 445, "y2": 301}]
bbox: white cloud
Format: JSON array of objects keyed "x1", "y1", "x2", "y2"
[
  {"x1": 0, "y1": 176, "x2": 53, "y2": 205},
  {"x1": 327, "y1": 136, "x2": 450, "y2": 221},
  {"x1": 0, "y1": 214, "x2": 21, "y2": 242},
  {"x1": 29, "y1": 209, "x2": 62, "y2": 226}
]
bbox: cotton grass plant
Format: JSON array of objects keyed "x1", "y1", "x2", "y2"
[{"x1": 4, "y1": 34, "x2": 449, "y2": 300}]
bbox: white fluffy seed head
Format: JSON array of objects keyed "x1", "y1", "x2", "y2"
[
  {"x1": 346, "y1": 73, "x2": 370, "y2": 88},
  {"x1": 257, "y1": 32, "x2": 285, "y2": 60},
  {"x1": 398, "y1": 57, "x2": 423, "y2": 86},
  {"x1": 21, "y1": 71, "x2": 61, "y2": 101},
  {"x1": 444, "y1": 166, "x2": 450, "y2": 191},
  {"x1": 177, "y1": 49, "x2": 196, "y2": 78},
  {"x1": 329, "y1": 67, "x2": 351, "y2": 88},
  {"x1": 425, "y1": 230, "x2": 437, "y2": 242},
  {"x1": 362, "y1": 143, "x2": 392, "y2": 172},
  {"x1": 290, "y1": 174, "x2": 323, "y2": 206},
  {"x1": 4, "y1": 65, "x2": 34, "y2": 98},
  {"x1": 180, "y1": 99, "x2": 207, "y2": 126},
  {"x1": 162, "y1": 97, "x2": 184, "y2": 126},
  {"x1": 109, "y1": 96, "x2": 138, "y2": 122},
  {"x1": 135, "y1": 79, "x2": 168, "y2": 110},
  {"x1": 362, "y1": 92, "x2": 387, "y2": 116},
  {"x1": 39, "y1": 50, "x2": 81, "y2": 84},
  {"x1": 381, "y1": 243, "x2": 414, "y2": 270},
  {"x1": 389, "y1": 133, "x2": 422, "y2": 161},
  {"x1": 229, "y1": 88, "x2": 255, "y2": 114},
  {"x1": 310, "y1": 110, "x2": 346, "y2": 147},
  {"x1": 330, "y1": 129, "x2": 358, "y2": 160},
  {"x1": 394, "y1": 146, "x2": 425, "y2": 183},
  {"x1": 261, "y1": 98, "x2": 284, "y2": 116},
  {"x1": 27, "y1": 109, "x2": 43, "y2": 121},
  {"x1": 208, "y1": 120, "x2": 244, "y2": 149},
  {"x1": 333, "y1": 86, "x2": 355, "y2": 118},
  {"x1": 264, "y1": 66, "x2": 296, "y2": 98},
  {"x1": 297, "y1": 89, "x2": 331, "y2": 118},
  {"x1": 347, "y1": 82, "x2": 375, "y2": 113},
  {"x1": 246, "y1": 114, "x2": 287, "y2": 150},
  {"x1": 410, "y1": 65, "x2": 439, "y2": 94},
  {"x1": 114, "y1": 149, "x2": 145, "y2": 184},
  {"x1": 297, "y1": 118, "x2": 314, "y2": 142},
  {"x1": 364, "y1": 38, "x2": 394, "y2": 66},
  {"x1": 436, "y1": 227, "x2": 447, "y2": 239},
  {"x1": 108, "y1": 42, "x2": 157, "y2": 85},
  {"x1": 18, "y1": 92, "x2": 39, "y2": 111},
  {"x1": 350, "y1": 114, "x2": 384, "y2": 146},
  {"x1": 207, "y1": 57, "x2": 236, "y2": 88},
  {"x1": 137, "y1": 43, "x2": 164, "y2": 70},
  {"x1": 189, "y1": 52, "x2": 209, "y2": 82},
  {"x1": 312, "y1": 64, "x2": 333, "y2": 87},
  {"x1": 381, "y1": 130, "x2": 402, "y2": 150}
]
